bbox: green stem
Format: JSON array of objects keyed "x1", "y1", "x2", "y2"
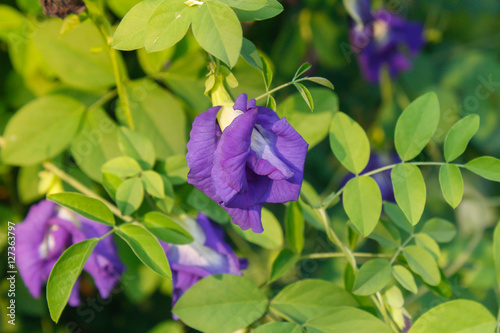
[
  {"x1": 389, "y1": 234, "x2": 414, "y2": 265},
  {"x1": 321, "y1": 161, "x2": 465, "y2": 208},
  {"x1": 88, "y1": 7, "x2": 135, "y2": 130},
  {"x1": 301, "y1": 252, "x2": 391, "y2": 260},
  {"x1": 254, "y1": 77, "x2": 310, "y2": 101},
  {"x1": 88, "y1": 89, "x2": 117, "y2": 110},
  {"x1": 43, "y1": 162, "x2": 133, "y2": 223}
]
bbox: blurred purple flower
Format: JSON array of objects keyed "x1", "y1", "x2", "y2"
[
  {"x1": 348, "y1": 0, "x2": 425, "y2": 82},
  {"x1": 160, "y1": 213, "x2": 247, "y2": 315},
  {"x1": 186, "y1": 93, "x2": 308, "y2": 233},
  {"x1": 15, "y1": 200, "x2": 124, "y2": 305},
  {"x1": 342, "y1": 152, "x2": 401, "y2": 202}
]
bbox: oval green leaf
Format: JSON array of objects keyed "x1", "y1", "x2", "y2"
[
  {"x1": 329, "y1": 112, "x2": 370, "y2": 174},
  {"x1": 403, "y1": 245, "x2": 440, "y2": 286},
  {"x1": 252, "y1": 322, "x2": 302, "y2": 333},
  {"x1": 394, "y1": 92, "x2": 440, "y2": 161},
  {"x1": 408, "y1": 300, "x2": 496, "y2": 333},
  {"x1": 173, "y1": 275, "x2": 267, "y2": 333},
  {"x1": 391, "y1": 164, "x2": 426, "y2": 225},
  {"x1": 233, "y1": 208, "x2": 283, "y2": 249},
  {"x1": 141, "y1": 170, "x2": 165, "y2": 198},
  {"x1": 439, "y1": 164, "x2": 463, "y2": 208},
  {"x1": 143, "y1": 211, "x2": 193, "y2": 245},
  {"x1": 2, "y1": 95, "x2": 85, "y2": 166},
  {"x1": 269, "y1": 248, "x2": 299, "y2": 283},
  {"x1": 421, "y1": 218, "x2": 457, "y2": 243},
  {"x1": 192, "y1": 1, "x2": 242, "y2": 68},
  {"x1": 444, "y1": 114, "x2": 480, "y2": 162},
  {"x1": 285, "y1": 201, "x2": 305, "y2": 254},
  {"x1": 343, "y1": 176, "x2": 382, "y2": 236},
  {"x1": 271, "y1": 279, "x2": 358, "y2": 324},
  {"x1": 465, "y1": 156, "x2": 500, "y2": 182},
  {"x1": 145, "y1": 0, "x2": 196, "y2": 52},
  {"x1": 392, "y1": 265, "x2": 418, "y2": 294},
  {"x1": 116, "y1": 177, "x2": 144, "y2": 216},
  {"x1": 48, "y1": 192, "x2": 115, "y2": 226},
  {"x1": 116, "y1": 224, "x2": 171, "y2": 278},
  {"x1": 353, "y1": 258, "x2": 392, "y2": 296},
  {"x1": 305, "y1": 307, "x2": 392, "y2": 333},
  {"x1": 47, "y1": 238, "x2": 98, "y2": 323},
  {"x1": 101, "y1": 156, "x2": 143, "y2": 178}
]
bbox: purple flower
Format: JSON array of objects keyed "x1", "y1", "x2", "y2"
[
  {"x1": 15, "y1": 200, "x2": 124, "y2": 305},
  {"x1": 342, "y1": 152, "x2": 401, "y2": 202},
  {"x1": 348, "y1": 0, "x2": 425, "y2": 82},
  {"x1": 186, "y1": 93, "x2": 308, "y2": 233},
  {"x1": 160, "y1": 213, "x2": 247, "y2": 314}
]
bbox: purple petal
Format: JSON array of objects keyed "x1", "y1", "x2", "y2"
[
  {"x1": 186, "y1": 106, "x2": 222, "y2": 201},
  {"x1": 233, "y1": 93, "x2": 249, "y2": 111},
  {"x1": 224, "y1": 204, "x2": 263, "y2": 233}
]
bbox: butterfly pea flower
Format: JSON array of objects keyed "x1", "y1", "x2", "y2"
[
  {"x1": 186, "y1": 92, "x2": 308, "y2": 233},
  {"x1": 160, "y1": 213, "x2": 247, "y2": 313},
  {"x1": 342, "y1": 152, "x2": 401, "y2": 202},
  {"x1": 348, "y1": 0, "x2": 425, "y2": 82},
  {"x1": 15, "y1": 200, "x2": 124, "y2": 305}
]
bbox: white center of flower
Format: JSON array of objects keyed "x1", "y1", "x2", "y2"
[
  {"x1": 217, "y1": 105, "x2": 243, "y2": 132},
  {"x1": 39, "y1": 226, "x2": 57, "y2": 259},
  {"x1": 373, "y1": 20, "x2": 389, "y2": 41}
]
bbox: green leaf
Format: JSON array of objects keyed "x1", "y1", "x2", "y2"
[
  {"x1": 118, "y1": 127, "x2": 155, "y2": 169},
  {"x1": 269, "y1": 249, "x2": 299, "y2": 282},
  {"x1": 279, "y1": 88, "x2": 338, "y2": 150},
  {"x1": 141, "y1": 170, "x2": 165, "y2": 198},
  {"x1": 403, "y1": 245, "x2": 440, "y2": 286},
  {"x1": 353, "y1": 259, "x2": 392, "y2": 296},
  {"x1": 306, "y1": 77, "x2": 335, "y2": 90},
  {"x1": 329, "y1": 112, "x2": 370, "y2": 174},
  {"x1": 391, "y1": 164, "x2": 426, "y2": 225},
  {"x1": 214, "y1": 0, "x2": 267, "y2": 10},
  {"x1": 343, "y1": 176, "x2": 382, "y2": 236},
  {"x1": 173, "y1": 275, "x2": 267, "y2": 333},
  {"x1": 266, "y1": 95, "x2": 277, "y2": 110},
  {"x1": 235, "y1": 0, "x2": 283, "y2": 21},
  {"x1": 145, "y1": 0, "x2": 196, "y2": 52},
  {"x1": 112, "y1": 0, "x2": 164, "y2": 50},
  {"x1": 465, "y1": 156, "x2": 500, "y2": 182},
  {"x1": 439, "y1": 164, "x2": 463, "y2": 208},
  {"x1": 101, "y1": 156, "x2": 142, "y2": 178},
  {"x1": 408, "y1": 300, "x2": 496, "y2": 333},
  {"x1": 187, "y1": 189, "x2": 229, "y2": 224},
  {"x1": 383, "y1": 202, "x2": 413, "y2": 233},
  {"x1": 294, "y1": 82, "x2": 314, "y2": 111},
  {"x1": 34, "y1": 20, "x2": 115, "y2": 90},
  {"x1": 143, "y1": 212, "x2": 193, "y2": 245},
  {"x1": 102, "y1": 172, "x2": 123, "y2": 201},
  {"x1": 116, "y1": 177, "x2": 144, "y2": 215},
  {"x1": 116, "y1": 224, "x2": 171, "y2": 278},
  {"x1": 414, "y1": 233, "x2": 441, "y2": 259},
  {"x1": 421, "y1": 218, "x2": 457, "y2": 243},
  {"x1": 241, "y1": 37, "x2": 263, "y2": 70},
  {"x1": 47, "y1": 238, "x2": 98, "y2": 322},
  {"x1": 153, "y1": 175, "x2": 175, "y2": 213},
  {"x1": 394, "y1": 92, "x2": 440, "y2": 161},
  {"x1": 494, "y1": 222, "x2": 500, "y2": 288},
  {"x1": 305, "y1": 307, "x2": 392, "y2": 333},
  {"x1": 233, "y1": 208, "x2": 283, "y2": 249},
  {"x1": 163, "y1": 155, "x2": 189, "y2": 185},
  {"x1": 261, "y1": 55, "x2": 273, "y2": 88},
  {"x1": 122, "y1": 80, "x2": 187, "y2": 159},
  {"x1": 285, "y1": 201, "x2": 305, "y2": 254},
  {"x1": 252, "y1": 322, "x2": 302, "y2": 333},
  {"x1": 444, "y1": 114, "x2": 480, "y2": 162},
  {"x1": 271, "y1": 279, "x2": 358, "y2": 324},
  {"x1": 192, "y1": 1, "x2": 242, "y2": 68},
  {"x1": 392, "y1": 265, "x2": 417, "y2": 294},
  {"x1": 48, "y1": 192, "x2": 115, "y2": 226},
  {"x1": 70, "y1": 108, "x2": 121, "y2": 182},
  {"x1": 2, "y1": 95, "x2": 85, "y2": 166},
  {"x1": 369, "y1": 219, "x2": 401, "y2": 249},
  {"x1": 294, "y1": 62, "x2": 311, "y2": 79}
]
